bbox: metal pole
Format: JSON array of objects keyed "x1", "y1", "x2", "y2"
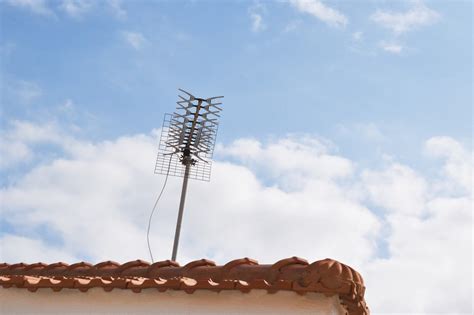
[{"x1": 171, "y1": 158, "x2": 191, "y2": 261}]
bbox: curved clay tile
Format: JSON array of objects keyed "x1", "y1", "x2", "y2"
[
  {"x1": 43, "y1": 262, "x2": 69, "y2": 271},
  {"x1": 222, "y1": 258, "x2": 258, "y2": 271},
  {"x1": 183, "y1": 259, "x2": 216, "y2": 271},
  {"x1": 214, "y1": 258, "x2": 258, "y2": 282},
  {"x1": 116, "y1": 260, "x2": 150, "y2": 274},
  {"x1": 267, "y1": 256, "x2": 309, "y2": 284},
  {"x1": 0, "y1": 257, "x2": 369, "y2": 314},
  {"x1": 94, "y1": 261, "x2": 120, "y2": 269},
  {"x1": 8, "y1": 263, "x2": 28, "y2": 270},
  {"x1": 24, "y1": 263, "x2": 48, "y2": 271},
  {"x1": 149, "y1": 260, "x2": 180, "y2": 271},
  {"x1": 271, "y1": 257, "x2": 308, "y2": 272},
  {"x1": 147, "y1": 260, "x2": 180, "y2": 278},
  {"x1": 67, "y1": 262, "x2": 94, "y2": 271}
]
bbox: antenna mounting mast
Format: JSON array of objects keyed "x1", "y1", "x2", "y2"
[{"x1": 155, "y1": 89, "x2": 223, "y2": 261}]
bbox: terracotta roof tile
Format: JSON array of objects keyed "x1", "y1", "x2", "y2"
[{"x1": 0, "y1": 257, "x2": 369, "y2": 315}]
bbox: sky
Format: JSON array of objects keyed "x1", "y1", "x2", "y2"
[{"x1": 0, "y1": 0, "x2": 472, "y2": 314}]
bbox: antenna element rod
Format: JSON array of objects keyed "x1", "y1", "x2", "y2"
[{"x1": 171, "y1": 157, "x2": 192, "y2": 261}]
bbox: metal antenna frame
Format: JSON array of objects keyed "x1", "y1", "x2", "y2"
[{"x1": 154, "y1": 89, "x2": 223, "y2": 261}]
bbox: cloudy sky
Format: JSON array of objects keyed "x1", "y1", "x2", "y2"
[{"x1": 0, "y1": 0, "x2": 472, "y2": 313}]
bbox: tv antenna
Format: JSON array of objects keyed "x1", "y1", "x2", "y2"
[{"x1": 152, "y1": 89, "x2": 223, "y2": 262}]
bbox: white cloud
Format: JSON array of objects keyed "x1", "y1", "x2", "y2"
[
  {"x1": 59, "y1": 0, "x2": 93, "y2": 18},
  {"x1": 217, "y1": 135, "x2": 353, "y2": 191},
  {"x1": 5, "y1": 0, "x2": 53, "y2": 16},
  {"x1": 371, "y1": 1, "x2": 440, "y2": 35},
  {"x1": 122, "y1": 31, "x2": 147, "y2": 50},
  {"x1": 362, "y1": 163, "x2": 427, "y2": 215},
  {"x1": 359, "y1": 137, "x2": 472, "y2": 313},
  {"x1": 0, "y1": 121, "x2": 471, "y2": 313},
  {"x1": 363, "y1": 189, "x2": 472, "y2": 312},
  {"x1": 0, "y1": 235, "x2": 77, "y2": 262},
  {"x1": 425, "y1": 136, "x2": 472, "y2": 193},
  {"x1": 0, "y1": 138, "x2": 31, "y2": 169},
  {"x1": 0, "y1": 120, "x2": 88, "y2": 169},
  {"x1": 365, "y1": 198, "x2": 472, "y2": 311},
  {"x1": 289, "y1": 0, "x2": 348, "y2": 28},
  {"x1": 6, "y1": 0, "x2": 127, "y2": 19},
  {"x1": 379, "y1": 41, "x2": 403, "y2": 54},
  {"x1": 250, "y1": 13, "x2": 264, "y2": 32},
  {"x1": 0, "y1": 120, "x2": 59, "y2": 169},
  {"x1": 1, "y1": 127, "x2": 377, "y2": 265},
  {"x1": 248, "y1": 4, "x2": 266, "y2": 32}
]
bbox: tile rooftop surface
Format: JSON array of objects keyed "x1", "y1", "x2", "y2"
[{"x1": 0, "y1": 257, "x2": 369, "y2": 315}]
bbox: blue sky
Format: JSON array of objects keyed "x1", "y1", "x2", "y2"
[
  {"x1": 2, "y1": 1, "x2": 471, "y2": 155},
  {"x1": 0, "y1": 1, "x2": 472, "y2": 313}
]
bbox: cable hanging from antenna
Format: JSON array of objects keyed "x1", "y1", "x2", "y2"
[{"x1": 146, "y1": 155, "x2": 172, "y2": 263}]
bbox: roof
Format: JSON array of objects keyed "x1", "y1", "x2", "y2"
[{"x1": 0, "y1": 256, "x2": 369, "y2": 315}]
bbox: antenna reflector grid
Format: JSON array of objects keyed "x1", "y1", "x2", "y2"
[{"x1": 154, "y1": 89, "x2": 222, "y2": 182}]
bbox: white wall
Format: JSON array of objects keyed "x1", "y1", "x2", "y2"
[{"x1": 0, "y1": 288, "x2": 346, "y2": 314}]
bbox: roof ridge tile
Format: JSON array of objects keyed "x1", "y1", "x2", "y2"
[
  {"x1": 0, "y1": 263, "x2": 10, "y2": 270},
  {"x1": 94, "y1": 261, "x2": 120, "y2": 269},
  {"x1": 8, "y1": 263, "x2": 28, "y2": 270},
  {"x1": 67, "y1": 262, "x2": 94, "y2": 271},
  {"x1": 0, "y1": 257, "x2": 368, "y2": 315},
  {"x1": 271, "y1": 257, "x2": 308, "y2": 272},
  {"x1": 24, "y1": 263, "x2": 48, "y2": 271},
  {"x1": 183, "y1": 259, "x2": 216, "y2": 271},
  {"x1": 116, "y1": 260, "x2": 150, "y2": 274},
  {"x1": 43, "y1": 262, "x2": 69, "y2": 271},
  {"x1": 148, "y1": 260, "x2": 180, "y2": 272},
  {"x1": 222, "y1": 258, "x2": 258, "y2": 271}
]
